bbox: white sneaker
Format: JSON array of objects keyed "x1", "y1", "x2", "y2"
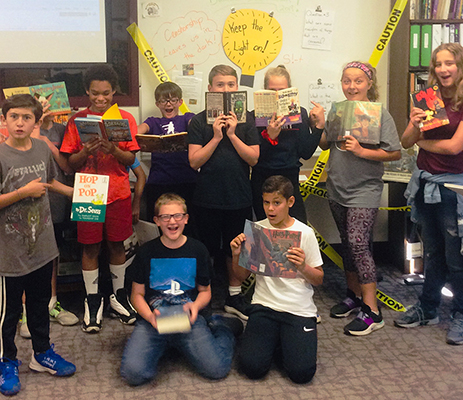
[
  {"x1": 109, "y1": 289, "x2": 136, "y2": 325},
  {"x1": 19, "y1": 313, "x2": 31, "y2": 339},
  {"x1": 82, "y1": 294, "x2": 104, "y2": 333},
  {"x1": 49, "y1": 302, "x2": 79, "y2": 326}
]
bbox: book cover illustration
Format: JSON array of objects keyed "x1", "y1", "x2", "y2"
[
  {"x1": 411, "y1": 85, "x2": 449, "y2": 132},
  {"x1": 74, "y1": 117, "x2": 103, "y2": 143},
  {"x1": 136, "y1": 132, "x2": 188, "y2": 153},
  {"x1": 74, "y1": 110, "x2": 132, "y2": 143},
  {"x1": 102, "y1": 119, "x2": 132, "y2": 142},
  {"x1": 238, "y1": 220, "x2": 301, "y2": 279},
  {"x1": 3, "y1": 82, "x2": 71, "y2": 115},
  {"x1": 71, "y1": 173, "x2": 109, "y2": 223},
  {"x1": 205, "y1": 91, "x2": 247, "y2": 124},
  {"x1": 326, "y1": 100, "x2": 382, "y2": 145},
  {"x1": 254, "y1": 87, "x2": 302, "y2": 127}
]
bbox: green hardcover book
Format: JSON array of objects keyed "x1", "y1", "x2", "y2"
[
  {"x1": 410, "y1": 25, "x2": 421, "y2": 68},
  {"x1": 421, "y1": 25, "x2": 432, "y2": 67}
]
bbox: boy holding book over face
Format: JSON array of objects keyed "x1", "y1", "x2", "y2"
[
  {"x1": 60, "y1": 65, "x2": 140, "y2": 333},
  {"x1": 0, "y1": 94, "x2": 76, "y2": 396},
  {"x1": 120, "y1": 193, "x2": 240, "y2": 386},
  {"x1": 230, "y1": 175, "x2": 323, "y2": 384},
  {"x1": 137, "y1": 81, "x2": 198, "y2": 225},
  {"x1": 187, "y1": 65, "x2": 260, "y2": 317}
]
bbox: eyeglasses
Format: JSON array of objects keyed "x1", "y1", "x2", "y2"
[
  {"x1": 157, "y1": 98, "x2": 179, "y2": 105},
  {"x1": 157, "y1": 213, "x2": 186, "y2": 222}
]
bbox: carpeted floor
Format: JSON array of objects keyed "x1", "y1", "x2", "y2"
[{"x1": 11, "y1": 258, "x2": 463, "y2": 400}]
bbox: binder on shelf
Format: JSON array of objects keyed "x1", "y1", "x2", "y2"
[
  {"x1": 442, "y1": 23, "x2": 450, "y2": 44},
  {"x1": 432, "y1": 24, "x2": 442, "y2": 52},
  {"x1": 410, "y1": 25, "x2": 421, "y2": 68},
  {"x1": 421, "y1": 25, "x2": 432, "y2": 68}
]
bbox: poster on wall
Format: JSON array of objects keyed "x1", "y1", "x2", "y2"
[
  {"x1": 302, "y1": 6, "x2": 335, "y2": 51},
  {"x1": 222, "y1": 9, "x2": 283, "y2": 87}
]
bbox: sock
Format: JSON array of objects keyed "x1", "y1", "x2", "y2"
[
  {"x1": 22, "y1": 303, "x2": 27, "y2": 317},
  {"x1": 82, "y1": 269, "x2": 99, "y2": 295},
  {"x1": 48, "y1": 295, "x2": 58, "y2": 312},
  {"x1": 229, "y1": 286, "x2": 241, "y2": 297},
  {"x1": 110, "y1": 260, "x2": 130, "y2": 293}
]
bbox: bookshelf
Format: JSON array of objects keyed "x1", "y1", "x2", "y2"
[{"x1": 388, "y1": 3, "x2": 463, "y2": 135}]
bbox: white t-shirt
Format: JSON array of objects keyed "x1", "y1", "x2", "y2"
[{"x1": 251, "y1": 218, "x2": 323, "y2": 318}]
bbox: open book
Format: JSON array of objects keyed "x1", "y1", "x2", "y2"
[
  {"x1": 3, "y1": 81, "x2": 71, "y2": 115},
  {"x1": 205, "y1": 91, "x2": 247, "y2": 124},
  {"x1": 411, "y1": 85, "x2": 449, "y2": 132},
  {"x1": 326, "y1": 100, "x2": 382, "y2": 145},
  {"x1": 136, "y1": 132, "x2": 187, "y2": 153},
  {"x1": 254, "y1": 87, "x2": 302, "y2": 127},
  {"x1": 74, "y1": 104, "x2": 132, "y2": 143},
  {"x1": 238, "y1": 220, "x2": 301, "y2": 279}
]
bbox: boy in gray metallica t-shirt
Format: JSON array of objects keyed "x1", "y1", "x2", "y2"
[{"x1": 0, "y1": 94, "x2": 76, "y2": 396}]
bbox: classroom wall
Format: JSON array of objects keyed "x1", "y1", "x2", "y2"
[
  {"x1": 134, "y1": 0, "x2": 393, "y2": 242},
  {"x1": 135, "y1": 0, "x2": 392, "y2": 122}
]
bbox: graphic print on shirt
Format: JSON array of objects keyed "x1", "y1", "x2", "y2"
[{"x1": 149, "y1": 258, "x2": 197, "y2": 307}]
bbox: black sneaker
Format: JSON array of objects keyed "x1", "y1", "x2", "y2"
[
  {"x1": 207, "y1": 314, "x2": 244, "y2": 337},
  {"x1": 109, "y1": 288, "x2": 137, "y2": 325},
  {"x1": 224, "y1": 294, "x2": 251, "y2": 321},
  {"x1": 344, "y1": 303, "x2": 384, "y2": 336},
  {"x1": 394, "y1": 302, "x2": 439, "y2": 328},
  {"x1": 82, "y1": 293, "x2": 104, "y2": 333},
  {"x1": 330, "y1": 289, "x2": 362, "y2": 318}
]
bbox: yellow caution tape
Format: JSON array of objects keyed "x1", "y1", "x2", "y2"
[
  {"x1": 307, "y1": 222, "x2": 405, "y2": 311},
  {"x1": 300, "y1": 150, "x2": 330, "y2": 201},
  {"x1": 126, "y1": 23, "x2": 191, "y2": 114},
  {"x1": 369, "y1": 0, "x2": 409, "y2": 68},
  {"x1": 379, "y1": 205, "x2": 411, "y2": 212},
  {"x1": 307, "y1": 222, "x2": 344, "y2": 270},
  {"x1": 376, "y1": 289, "x2": 406, "y2": 312}
]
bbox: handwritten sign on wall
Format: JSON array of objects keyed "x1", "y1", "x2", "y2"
[
  {"x1": 302, "y1": 8, "x2": 335, "y2": 51},
  {"x1": 308, "y1": 80, "x2": 340, "y2": 116},
  {"x1": 222, "y1": 9, "x2": 283, "y2": 87},
  {"x1": 151, "y1": 11, "x2": 221, "y2": 71}
]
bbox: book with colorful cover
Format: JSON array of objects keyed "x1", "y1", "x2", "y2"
[
  {"x1": 3, "y1": 82, "x2": 71, "y2": 115},
  {"x1": 254, "y1": 87, "x2": 302, "y2": 127},
  {"x1": 238, "y1": 220, "x2": 301, "y2": 279},
  {"x1": 326, "y1": 100, "x2": 382, "y2": 145},
  {"x1": 74, "y1": 104, "x2": 132, "y2": 143},
  {"x1": 136, "y1": 132, "x2": 187, "y2": 153},
  {"x1": 411, "y1": 84, "x2": 449, "y2": 132},
  {"x1": 205, "y1": 91, "x2": 247, "y2": 124},
  {"x1": 71, "y1": 173, "x2": 109, "y2": 223}
]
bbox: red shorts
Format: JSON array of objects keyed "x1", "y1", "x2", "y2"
[{"x1": 77, "y1": 197, "x2": 132, "y2": 244}]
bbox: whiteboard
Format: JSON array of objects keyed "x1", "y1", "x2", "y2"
[{"x1": 137, "y1": 0, "x2": 392, "y2": 122}]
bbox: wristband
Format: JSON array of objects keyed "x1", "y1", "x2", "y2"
[{"x1": 261, "y1": 129, "x2": 279, "y2": 146}]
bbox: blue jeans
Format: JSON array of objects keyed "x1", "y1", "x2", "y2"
[
  {"x1": 416, "y1": 182, "x2": 463, "y2": 313},
  {"x1": 120, "y1": 315, "x2": 234, "y2": 386}
]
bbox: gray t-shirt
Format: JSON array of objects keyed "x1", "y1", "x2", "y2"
[
  {"x1": 326, "y1": 108, "x2": 401, "y2": 208},
  {"x1": 0, "y1": 139, "x2": 59, "y2": 276}
]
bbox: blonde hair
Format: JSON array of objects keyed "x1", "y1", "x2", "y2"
[
  {"x1": 428, "y1": 43, "x2": 463, "y2": 111},
  {"x1": 208, "y1": 65, "x2": 238, "y2": 85},
  {"x1": 342, "y1": 61, "x2": 379, "y2": 102},
  {"x1": 154, "y1": 193, "x2": 187, "y2": 216},
  {"x1": 264, "y1": 65, "x2": 291, "y2": 89}
]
